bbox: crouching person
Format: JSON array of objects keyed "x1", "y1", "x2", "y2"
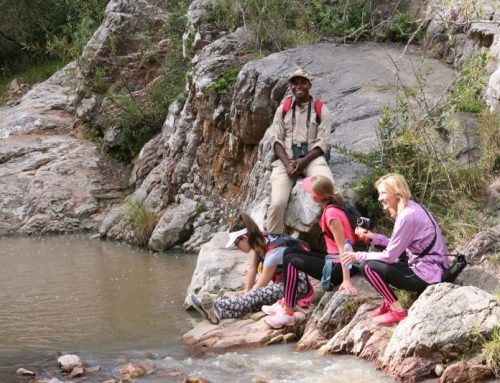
[
  {"x1": 190, "y1": 213, "x2": 312, "y2": 324},
  {"x1": 341, "y1": 173, "x2": 450, "y2": 326}
]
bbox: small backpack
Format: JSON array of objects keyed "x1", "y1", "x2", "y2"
[
  {"x1": 322, "y1": 204, "x2": 369, "y2": 252},
  {"x1": 258, "y1": 233, "x2": 311, "y2": 281},
  {"x1": 282, "y1": 96, "x2": 323, "y2": 124}
]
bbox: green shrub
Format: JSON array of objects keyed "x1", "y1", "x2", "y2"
[
  {"x1": 377, "y1": 11, "x2": 424, "y2": 43},
  {"x1": 205, "y1": 65, "x2": 242, "y2": 97},
  {"x1": 125, "y1": 197, "x2": 157, "y2": 246},
  {"x1": 482, "y1": 326, "x2": 500, "y2": 377},
  {"x1": 88, "y1": 0, "x2": 191, "y2": 162},
  {"x1": 338, "y1": 52, "x2": 496, "y2": 246},
  {"x1": 394, "y1": 289, "x2": 418, "y2": 309},
  {"x1": 205, "y1": 0, "x2": 422, "y2": 54},
  {"x1": 342, "y1": 298, "x2": 361, "y2": 318}
]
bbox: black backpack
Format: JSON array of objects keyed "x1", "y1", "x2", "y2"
[
  {"x1": 322, "y1": 204, "x2": 369, "y2": 252},
  {"x1": 264, "y1": 233, "x2": 310, "y2": 253}
]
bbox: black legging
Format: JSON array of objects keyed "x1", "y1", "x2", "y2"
[
  {"x1": 359, "y1": 260, "x2": 430, "y2": 303},
  {"x1": 282, "y1": 246, "x2": 353, "y2": 307}
]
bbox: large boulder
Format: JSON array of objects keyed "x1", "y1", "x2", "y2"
[
  {"x1": 380, "y1": 283, "x2": 499, "y2": 382},
  {"x1": 184, "y1": 232, "x2": 247, "y2": 308},
  {"x1": 0, "y1": 63, "x2": 76, "y2": 138},
  {"x1": 454, "y1": 225, "x2": 500, "y2": 294},
  {"x1": 297, "y1": 278, "x2": 379, "y2": 351},
  {"x1": 148, "y1": 199, "x2": 198, "y2": 251}
]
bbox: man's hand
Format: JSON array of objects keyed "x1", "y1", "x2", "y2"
[
  {"x1": 290, "y1": 157, "x2": 306, "y2": 176},
  {"x1": 285, "y1": 160, "x2": 297, "y2": 178}
]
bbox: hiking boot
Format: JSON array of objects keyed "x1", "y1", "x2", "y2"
[
  {"x1": 369, "y1": 300, "x2": 391, "y2": 318},
  {"x1": 190, "y1": 293, "x2": 208, "y2": 321},
  {"x1": 265, "y1": 312, "x2": 295, "y2": 329},
  {"x1": 262, "y1": 300, "x2": 284, "y2": 316},
  {"x1": 372, "y1": 309, "x2": 407, "y2": 326},
  {"x1": 200, "y1": 292, "x2": 220, "y2": 324},
  {"x1": 190, "y1": 293, "x2": 220, "y2": 324}
]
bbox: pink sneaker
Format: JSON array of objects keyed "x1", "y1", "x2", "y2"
[
  {"x1": 265, "y1": 312, "x2": 295, "y2": 329},
  {"x1": 369, "y1": 300, "x2": 391, "y2": 318},
  {"x1": 373, "y1": 309, "x2": 407, "y2": 325},
  {"x1": 262, "y1": 301, "x2": 284, "y2": 316}
]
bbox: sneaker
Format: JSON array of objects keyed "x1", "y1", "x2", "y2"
[
  {"x1": 262, "y1": 300, "x2": 284, "y2": 316},
  {"x1": 372, "y1": 309, "x2": 407, "y2": 326},
  {"x1": 190, "y1": 293, "x2": 220, "y2": 325},
  {"x1": 369, "y1": 300, "x2": 391, "y2": 318},
  {"x1": 265, "y1": 312, "x2": 295, "y2": 329}
]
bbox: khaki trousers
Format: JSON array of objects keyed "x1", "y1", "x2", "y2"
[{"x1": 266, "y1": 156, "x2": 334, "y2": 234}]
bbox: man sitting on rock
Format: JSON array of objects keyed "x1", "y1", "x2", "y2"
[{"x1": 266, "y1": 68, "x2": 335, "y2": 234}]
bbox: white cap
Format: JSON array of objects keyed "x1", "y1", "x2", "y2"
[{"x1": 225, "y1": 228, "x2": 248, "y2": 248}]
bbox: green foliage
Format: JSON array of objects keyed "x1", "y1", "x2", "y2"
[
  {"x1": 394, "y1": 289, "x2": 418, "y2": 309},
  {"x1": 481, "y1": 326, "x2": 500, "y2": 377},
  {"x1": 0, "y1": 57, "x2": 66, "y2": 103},
  {"x1": 82, "y1": 123, "x2": 105, "y2": 148},
  {"x1": 342, "y1": 298, "x2": 361, "y2": 318},
  {"x1": 447, "y1": 52, "x2": 490, "y2": 113},
  {"x1": 89, "y1": 0, "x2": 191, "y2": 162},
  {"x1": 125, "y1": 197, "x2": 157, "y2": 246},
  {"x1": 205, "y1": 65, "x2": 242, "y2": 97},
  {"x1": 196, "y1": 203, "x2": 206, "y2": 215},
  {"x1": 490, "y1": 253, "x2": 500, "y2": 266},
  {"x1": 0, "y1": 0, "x2": 107, "y2": 75},
  {"x1": 205, "y1": 0, "x2": 420, "y2": 54},
  {"x1": 377, "y1": 11, "x2": 425, "y2": 43},
  {"x1": 338, "y1": 52, "x2": 496, "y2": 246}
]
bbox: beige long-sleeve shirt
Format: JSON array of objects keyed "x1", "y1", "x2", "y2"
[{"x1": 271, "y1": 96, "x2": 332, "y2": 159}]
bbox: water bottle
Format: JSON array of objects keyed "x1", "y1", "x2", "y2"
[{"x1": 342, "y1": 239, "x2": 353, "y2": 270}]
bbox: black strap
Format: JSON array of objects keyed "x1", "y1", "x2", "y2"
[
  {"x1": 292, "y1": 99, "x2": 312, "y2": 145},
  {"x1": 415, "y1": 203, "x2": 437, "y2": 258}
]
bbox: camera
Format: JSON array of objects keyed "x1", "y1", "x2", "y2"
[
  {"x1": 292, "y1": 143, "x2": 308, "y2": 159},
  {"x1": 356, "y1": 217, "x2": 370, "y2": 230}
]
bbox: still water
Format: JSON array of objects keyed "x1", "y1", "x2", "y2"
[{"x1": 0, "y1": 236, "x2": 395, "y2": 382}]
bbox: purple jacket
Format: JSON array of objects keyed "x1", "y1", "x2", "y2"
[{"x1": 355, "y1": 200, "x2": 449, "y2": 284}]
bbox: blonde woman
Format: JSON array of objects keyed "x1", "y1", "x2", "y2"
[{"x1": 341, "y1": 173, "x2": 450, "y2": 325}]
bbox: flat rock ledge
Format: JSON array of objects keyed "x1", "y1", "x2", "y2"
[{"x1": 182, "y1": 312, "x2": 306, "y2": 356}]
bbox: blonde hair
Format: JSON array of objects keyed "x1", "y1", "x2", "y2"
[
  {"x1": 311, "y1": 175, "x2": 343, "y2": 205},
  {"x1": 374, "y1": 173, "x2": 412, "y2": 213}
]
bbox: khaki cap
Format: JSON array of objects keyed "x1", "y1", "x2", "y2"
[{"x1": 288, "y1": 69, "x2": 311, "y2": 82}]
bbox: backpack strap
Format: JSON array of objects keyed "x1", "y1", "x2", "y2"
[
  {"x1": 282, "y1": 96, "x2": 322, "y2": 124},
  {"x1": 281, "y1": 96, "x2": 293, "y2": 120},
  {"x1": 314, "y1": 99, "x2": 323, "y2": 124},
  {"x1": 414, "y1": 203, "x2": 437, "y2": 258}
]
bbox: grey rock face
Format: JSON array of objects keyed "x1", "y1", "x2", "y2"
[
  {"x1": 0, "y1": 134, "x2": 124, "y2": 235},
  {"x1": 454, "y1": 225, "x2": 500, "y2": 293},
  {"x1": 148, "y1": 199, "x2": 198, "y2": 251},
  {"x1": 0, "y1": 63, "x2": 76, "y2": 138}
]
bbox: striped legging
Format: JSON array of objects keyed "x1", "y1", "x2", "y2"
[
  {"x1": 282, "y1": 247, "x2": 350, "y2": 307},
  {"x1": 359, "y1": 260, "x2": 429, "y2": 303}
]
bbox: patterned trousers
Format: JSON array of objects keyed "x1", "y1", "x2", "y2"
[{"x1": 215, "y1": 273, "x2": 309, "y2": 319}]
